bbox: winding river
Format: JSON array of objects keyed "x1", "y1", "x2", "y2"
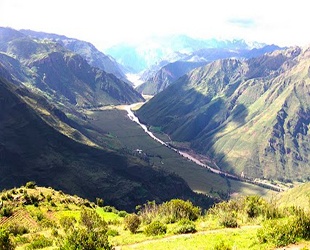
[{"x1": 125, "y1": 104, "x2": 238, "y2": 179}]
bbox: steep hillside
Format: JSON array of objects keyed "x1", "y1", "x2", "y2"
[
  {"x1": 0, "y1": 27, "x2": 143, "y2": 106},
  {"x1": 137, "y1": 46, "x2": 310, "y2": 181},
  {"x1": 20, "y1": 29, "x2": 128, "y2": 83},
  {"x1": 277, "y1": 182, "x2": 310, "y2": 210},
  {"x1": 0, "y1": 77, "x2": 211, "y2": 210}
]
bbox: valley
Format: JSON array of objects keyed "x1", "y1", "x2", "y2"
[
  {"x1": 84, "y1": 103, "x2": 277, "y2": 199},
  {"x1": 0, "y1": 0, "x2": 310, "y2": 246}
]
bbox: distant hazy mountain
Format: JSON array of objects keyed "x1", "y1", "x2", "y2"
[
  {"x1": 105, "y1": 35, "x2": 268, "y2": 73},
  {"x1": 137, "y1": 46, "x2": 310, "y2": 181},
  {"x1": 0, "y1": 76, "x2": 208, "y2": 210},
  {"x1": 138, "y1": 45, "x2": 282, "y2": 95},
  {"x1": 0, "y1": 27, "x2": 143, "y2": 107},
  {"x1": 20, "y1": 29, "x2": 129, "y2": 84},
  {"x1": 137, "y1": 61, "x2": 207, "y2": 95}
]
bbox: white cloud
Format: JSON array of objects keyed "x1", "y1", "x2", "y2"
[{"x1": 0, "y1": 0, "x2": 308, "y2": 49}]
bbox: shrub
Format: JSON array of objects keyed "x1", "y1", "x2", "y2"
[
  {"x1": 173, "y1": 219, "x2": 196, "y2": 234},
  {"x1": 212, "y1": 239, "x2": 232, "y2": 250},
  {"x1": 107, "y1": 229, "x2": 119, "y2": 237},
  {"x1": 80, "y1": 208, "x2": 107, "y2": 230},
  {"x1": 257, "y1": 218, "x2": 297, "y2": 247},
  {"x1": 6, "y1": 224, "x2": 29, "y2": 236},
  {"x1": 0, "y1": 228, "x2": 15, "y2": 250},
  {"x1": 0, "y1": 206, "x2": 13, "y2": 217},
  {"x1": 59, "y1": 227, "x2": 112, "y2": 250},
  {"x1": 103, "y1": 206, "x2": 118, "y2": 213},
  {"x1": 257, "y1": 209, "x2": 310, "y2": 247},
  {"x1": 59, "y1": 208, "x2": 111, "y2": 250},
  {"x1": 118, "y1": 210, "x2": 127, "y2": 218},
  {"x1": 124, "y1": 214, "x2": 141, "y2": 234},
  {"x1": 96, "y1": 198, "x2": 104, "y2": 207},
  {"x1": 25, "y1": 181, "x2": 36, "y2": 189},
  {"x1": 60, "y1": 216, "x2": 77, "y2": 230},
  {"x1": 218, "y1": 212, "x2": 238, "y2": 228},
  {"x1": 25, "y1": 234, "x2": 52, "y2": 250},
  {"x1": 144, "y1": 221, "x2": 167, "y2": 236},
  {"x1": 159, "y1": 199, "x2": 201, "y2": 223}
]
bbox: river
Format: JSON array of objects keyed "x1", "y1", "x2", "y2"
[
  {"x1": 124, "y1": 104, "x2": 286, "y2": 192},
  {"x1": 125, "y1": 104, "x2": 238, "y2": 179}
]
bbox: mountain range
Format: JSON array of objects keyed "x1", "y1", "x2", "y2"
[
  {"x1": 0, "y1": 27, "x2": 143, "y2": 107},
  {"x1": 0, "y1": 27, "x2": 215, "y2": 210},
  {"x1": 105, "y1": 35, "x2": 268, "y2": 73},
  {"x1": 137, "y1": 45, "x2": 282, "y2": 95},
  {"x1": 137, "y1": 46, "x2": 310, "y2": 181}
]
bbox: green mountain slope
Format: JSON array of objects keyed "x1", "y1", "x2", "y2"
[
  {"x1": 0, "y1": 77, "x2": 212, "y2": 210},
  {"x1": 0, "y1": 27, "x2": 143, "y2": 107},
  {"x1": 137, "y1": 46, "x2": 310, "y2": 181},
  {"x1": 19, "y1": 29, "x2": 129, "y2": 83}
]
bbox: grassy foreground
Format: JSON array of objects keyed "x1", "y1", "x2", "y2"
[{"x1": 0, "y1": 183, "x2": 310, "y2": 249}]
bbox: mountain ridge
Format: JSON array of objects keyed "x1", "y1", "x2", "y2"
[{"x1": 137, "y1": 46, "x2": 310, "y2": 181}]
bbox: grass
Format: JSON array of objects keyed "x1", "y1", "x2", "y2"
[
  {"x1": 1, "y1": 185, "x2": 310, "y2": 250},
  {"x1": 119, "y1": 227, "x2": 269, "y2": 250}
]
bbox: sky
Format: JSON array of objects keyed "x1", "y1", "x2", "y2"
[{"x1": 0, "y1": 0, "x2": 309, "y2": 50}]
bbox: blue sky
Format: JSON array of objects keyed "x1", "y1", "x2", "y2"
[{"x1": 0, "y1": 0, "x2": 308, "y2": 49}]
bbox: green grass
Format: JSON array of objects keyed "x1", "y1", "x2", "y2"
[{"x1": 119, "y1": 227, "x2": 269, "y2": 250}]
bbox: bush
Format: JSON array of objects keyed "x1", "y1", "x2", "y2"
[
  {"x1": 6, "y1": 224, "x2": 29, "y2": 236},
  {"x1": 0, "y1": 206, "x2": 13, "y2": 217},
  {"x1": 107, "y1": 229, "x2": 119, "y2": 237},
  {"x1": 96, "y1": 198, "x2": 104, "y2": 207},
  {"x1": 80, "y1": 208, "x2": 107, "y2": 230},
  {"x1": 257, "y1": 218, "x2": 297, "y2": 247},
  {"x1": 59, "y1": 227, "x2": 112, "y2": 250},
  {"x1": 144, "y1": 221, "x2": 167, "y2": 236},
  {"x1": 118, "y1": 210, "x2": 127, "y2": 218},
  {"x1": 59, "y1": 208, "x2": 112, "y2": 250},
  {"x1": 218, "y1": 212, "x2": 238, "y2": 228},
  {"x1": 60, "y1": 216, "x2": 77, "y2": 230},
  {"x1": 159, "y1": 199, "x2": 201, "y2": 223},
  {"x1": 212, "y1": 239, "x2": 232, "y2": 250},
  {"x1": 103, "y1": 206, "x2": 118, "y2": 213},
  {"x1": 0, "y1": 228, "x2": 15, "y2": 250},
  {"x1": 257, "y1": 209, "x2": 310, "y2": 247},
  {"x1": 25, "y1": 181, "x2": 36, "y2": 189},
  {"x1": 173, "y1": 219, "x2": 196, "y2": 234},
  {"x1": 124, "y1": 214, "x2": 141, "y2": 234},
  {"x1": 25, "y1": 234, "x2": 53, "y2": 250}
]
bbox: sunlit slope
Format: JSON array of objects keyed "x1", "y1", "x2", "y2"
[{"x1": 137, "y1": 47, "x2": 310, "y2": 180}]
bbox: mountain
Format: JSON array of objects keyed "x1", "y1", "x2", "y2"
[
  {"x1": 0, "y1": 76, "x2": 212, "y2": 210},
  {"x1": 138, "y1": 45, "x2": 282, "y2": 95},
  {"x1": 105, "y1": 35, "x2": 268, "y2": 73},
  {"x1": 136, "y1": 61, "x2": 207, "y2": 95},
  {"x1": 19, "y1": 29, "x2": 129, "y2": 84},
  {"x1": 0, "y1": 27, "x2": 143, "y2": 107},
  {"x1": 137, "y1": 46, "x2": 310, "y2": 181}
]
